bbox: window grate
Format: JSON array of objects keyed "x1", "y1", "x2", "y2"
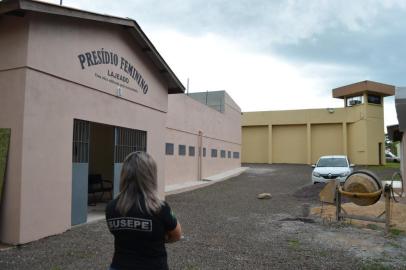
[
  {"x1": 114, "y1": 127, "x2": 147, "y2": 163},
  {"x1": 189, "y1": 146, "x2": 195, "y2": 156},
  {"x1": 220, "y1": 150, "x2": 226, "y2": 158},
  {"x1": 72, "y1": 119, "x2": 90, "y2": 163},
  {"x1": 179, "y1": 145, "x2": 186, "y2": 156},
  {"x1": 165, "y1": 143, "x2": 174, "y2": 155}
]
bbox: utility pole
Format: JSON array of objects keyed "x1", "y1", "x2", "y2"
[{"x1": 60, "y1": 0, "x2": 63, "y2": 5}]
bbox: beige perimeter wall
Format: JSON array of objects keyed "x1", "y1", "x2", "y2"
[
  {"x1": 241, "y1": 126, "x2": 268, "y2": 163},
  {"x1": 273, "y1": 125, "x2": 307, "y2": 164},
  {"x1": 242, "y1": 102, "x2": 385, "y2": 165},
  {"x1": 311, "y1": 124, "x2": 344, "y2": 163}
]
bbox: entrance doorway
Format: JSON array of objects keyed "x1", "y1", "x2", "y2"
[
  {"x1": 87, "y1": 123, "x2": 114, "y2": 222},
  {"x1": 71, "y1": 119, "x2": 147, "y2": 226}
]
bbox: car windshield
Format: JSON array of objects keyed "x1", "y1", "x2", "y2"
[{"x1": 317, "y1": 158, "x2": 347, "y2": 167}]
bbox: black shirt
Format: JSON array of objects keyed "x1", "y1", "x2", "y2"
[{"x1": 105, "y1": 198, "x2": 177, "y2": 270}]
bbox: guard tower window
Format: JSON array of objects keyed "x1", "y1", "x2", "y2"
[
  {"x1": 346, "y1": 95, "x2": 363, "y2": 107},
  {"x1": 367, "y1": 94, "x2": 382, "y2": 105}
]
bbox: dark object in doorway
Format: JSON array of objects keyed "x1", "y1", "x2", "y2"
[{"x1": 88, "y1": 174, "x2": 113, "y2": 204}]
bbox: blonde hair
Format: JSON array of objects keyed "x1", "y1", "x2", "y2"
[{"x1": 116, "y1": 152, "x2": 162, "y2": 215}]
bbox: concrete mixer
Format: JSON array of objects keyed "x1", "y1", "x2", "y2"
[
  {"x1": 340, "y1": 170, "x2": 382, "y2": 206},
  {"x1": 335, "y1": 170, "x2": 393, "y2": 234}
]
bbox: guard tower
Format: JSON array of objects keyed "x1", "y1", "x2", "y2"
[{"x1": 332, "y1": 80, "x2": 395, "y2": 165}]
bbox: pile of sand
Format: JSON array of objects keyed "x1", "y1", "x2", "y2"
[{"x1": 312, "y1": 200, "x2": 406, "y2": 232}]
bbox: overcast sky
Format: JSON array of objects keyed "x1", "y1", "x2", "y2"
[{"x1": 43, "y1": 0, "x2": 405, "y2": 126}]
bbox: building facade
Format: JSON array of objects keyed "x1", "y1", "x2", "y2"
[
  {"x1": 242, "y1": 81, "x2": 394, "y2": 165},
  {"x1": 395, "y1": 87, "x2": 406, "y2": 189},
  {"x1": 0, "y1": 0, "x2": 241, "y2": 245},
  {"x1": 165, "y1": 91, "x2": 241, "y2": 188}
]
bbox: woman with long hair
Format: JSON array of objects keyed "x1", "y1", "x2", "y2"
[{"x1": 106, "y1": 151, "x2": 181, "y2": 270}]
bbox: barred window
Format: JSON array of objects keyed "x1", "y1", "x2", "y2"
[
  {"x1": 203, "y1": 147, "x2": 206, "y2": 157},
  {"x1": 189, "y1": 146, "x2": 195, "y2": 156},
  {"x1": 165, "y1": 143, "x2": 174, "y2": 155},
  {"x1": 72, "y1": 119, "x2": 89, "y2": 163},
  {"x1": 179, "y1": 145, "x2": 186, "y2": 156},
  {"x1": 220, "y1": 150, "x2": 226, "y2": 158},
  {"x1": 114, "y1": 127, "x2": 147, "y2": 163},
  {"x1": 211, "y1": 149, "x2": 217, "y2": 158},
  {"x1": 228, "y1": 151, "x2": 231, "y2": 158}
]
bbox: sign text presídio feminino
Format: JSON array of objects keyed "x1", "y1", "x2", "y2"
[{"x1": 77, "y1": 49, "x2": 149, "y2": 94}]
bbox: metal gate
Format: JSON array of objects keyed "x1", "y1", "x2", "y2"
[
  {"x1": 71, "y1": 119, "x2": 90, "y2": 226},
  {"x1": 113, "y1": 127, "x2": 147, "y2": 196}
]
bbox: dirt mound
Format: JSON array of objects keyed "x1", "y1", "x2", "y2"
[{"x1": 293, "y1": 183, "x2": 326, "y2": 199}]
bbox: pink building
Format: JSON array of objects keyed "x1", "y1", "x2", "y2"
[
  {"x1": 166, "y1": 91, "x2": 242, "y2": 190},
  {"x1": 0, "y1": 0, "x2": 241, "y2": 245}
]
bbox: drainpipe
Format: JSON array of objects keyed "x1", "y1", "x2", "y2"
[{"x1": 198, "y1": 131, "x2": 203, "y2": 180}]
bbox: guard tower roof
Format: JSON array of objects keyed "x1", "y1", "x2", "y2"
[{"x1": 332, "y1": 80, "x2": 395, "y2": 99}]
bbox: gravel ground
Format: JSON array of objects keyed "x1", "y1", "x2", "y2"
[{"x1": 0, "y1": 164, "x2": 405, "y2": 270}]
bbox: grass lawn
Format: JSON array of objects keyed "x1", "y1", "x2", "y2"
[
  {"x1": 0, "y1": 129, "x2": 11, "y2": 200},
  {"x1": 362, "y1": 162, "x2": 400, "y2": 171},
  {"x1": 363, "y1": 162, "x2": 400, "y2": 170}
]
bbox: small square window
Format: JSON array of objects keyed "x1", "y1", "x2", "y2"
[
  {"x1": 233, "y1": 152, "x2": 240, "y2": 159},
  {"x1": 346, "y1": 95, "x2": 363, "y2": 107},
  {"x1": 179, "y1": 145, "x2": 186, "y2": 156},
  {"x1": 367, "y1": 94, "x2": 382, "y2": 105},
  {"x1": 165, "y1": 143, "x2": 174, "y2": 155},
  {"x1": 220, "y1": 150, "x2": 226, "y2": 158},
  {"x1": 189, "y1": 146, "x2": 195, "y2": 156},
  {"x1": 211, "y1": 149, "x2": 217, "y2": 158}
]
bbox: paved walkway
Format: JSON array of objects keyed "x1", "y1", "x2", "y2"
[
  {"x1": 165, "y1": 167, "x2": 248, "y2": 195},
  {"x1": 0, "y1": 164, "x2": 405, "y2": 269}
]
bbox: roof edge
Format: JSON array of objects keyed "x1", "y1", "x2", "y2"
[
  {"x1": 0, "y1": 0, "x2": 185, "y2": 93},
  {"x1": 332, "y1": 80, "x2": 395, "y2": 99}
]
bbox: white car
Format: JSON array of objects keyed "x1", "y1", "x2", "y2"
[
  {"x1": 312, "y1": 155, "x2": 354, "y2": 184},
  {"x1": 385, "y1": 151, "x2": 400, "y2": 163}
]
